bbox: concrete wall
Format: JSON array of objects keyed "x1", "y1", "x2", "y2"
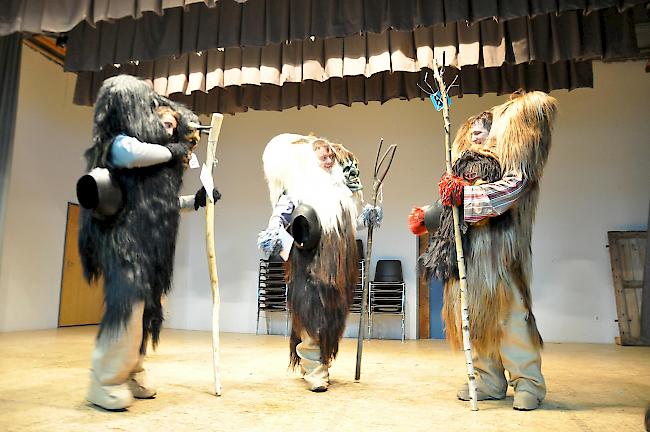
[{"x1": 1, "y1": 46, "x2": 648, "y2": 344}]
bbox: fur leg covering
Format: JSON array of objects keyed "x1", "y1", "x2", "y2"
[{"x1": 287, "y1": 211, "x2": 358, "y2": 368}]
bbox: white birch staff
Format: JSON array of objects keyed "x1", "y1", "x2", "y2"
[
  {"x1": 430, "y1": 60, "x2": 479, "y2": 411},
  {"x1": 203, "y1": 113, "x2": 224, "y2": 396}
]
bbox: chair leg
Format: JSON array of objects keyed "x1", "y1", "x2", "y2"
[
  {"x1": 285, "y1": 310, "x2": 289, "y2": 337},
  {"x1": 401, "y1": 284, "x2": 406, "y2": 343}
]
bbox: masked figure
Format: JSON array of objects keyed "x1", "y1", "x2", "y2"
[
  {"x1": 259, "y1": 133, "x2": 369, "y2": 392},
  {"x1": 78, "y1": 75, "x2": 218, "y2": 410},
  {"x1": 411, "y1": 91, "x2": 557, "y2": 410}
]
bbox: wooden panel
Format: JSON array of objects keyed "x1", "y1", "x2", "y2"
[
  {"x1": 417, "y1": 234, "x2": 430, "y2": 339},
  {"x1": 58, "y1": 203, "x2": 104, "y2": 327},
  {"x1": 642, "y1": 206, "x2": 650, "y2": 345},
  {"x1": 608, "y1": 231, "x2": 647, "y2": 346},
  {"x1": 23, "y1": 36, "x2": 66, "y2": 66}
]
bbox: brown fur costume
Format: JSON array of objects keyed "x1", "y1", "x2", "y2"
[
  {"x1": 262, "y1": 133, "x2": 360, "y2": 367},
  {"x1": 440, "y1": 92, "x2": 557, "y2": 359}
]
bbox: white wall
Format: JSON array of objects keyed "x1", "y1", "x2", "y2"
[
  {"x1": 0, "y1": 47, "x2": 93, "y2": 330},
  {"x1": 1, "y1": 46, "x2": 648, "y2": 344},
  {"x1": 167, "y1": 61, "x2": 650, "y2": 343}
]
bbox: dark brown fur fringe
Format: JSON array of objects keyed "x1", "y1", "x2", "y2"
[{"x1": 285, "y1": 209, "x2": 358, "y2": 368}]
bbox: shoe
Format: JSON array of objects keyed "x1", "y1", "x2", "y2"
[
  {"x1": 304, "y1": 374, "x2": 329, "y2": 392},
  {"x1": 128, "y1": 370, "x2": 157, "y2": 399},
  {"x1": 457, "y1": 382, "x2": 505, "y2": 401},
  {"x1": 310, "y1": 385, "x2": 328, "y2": 393},
  {"x1": 513, "y1": 390, "x2": 541, "y2": 411},
  {"x1": 302, "y1": 364, "x2": 329, "y2": 393},
  {"x1": 87, "y1": 373, "x2": 134, "y2": 410}
]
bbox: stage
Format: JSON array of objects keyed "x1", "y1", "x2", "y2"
[{"x1": 0, "y1": 327, "x2": 648, "y2": 431}]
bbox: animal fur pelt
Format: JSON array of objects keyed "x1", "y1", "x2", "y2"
[
  {"x1": 426, "y1": 91, "x2": 557, "y2": 359},
  {"x1": 78, "y1": 75, "x2": 199, "y2": 353},
  {"x1": 286, "y1": 215, "x2": 358, "y2": 367},
  {"x1": 262, "y1": 133, "x2": 360, "y2": 367},
  {"x1": 419, "y1": 150, "x2": 504, "y2": 282}
]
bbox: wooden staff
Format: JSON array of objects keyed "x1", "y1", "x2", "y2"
[
  {"x1": 430, "y1": 60, "x2": 479, "y2": 411},
  {"x1": 205, "y1": 113, "x2": 224, "y2": 396},
  {"x1": 355, "y1": 140, "x2": 397, "y2": 381}
]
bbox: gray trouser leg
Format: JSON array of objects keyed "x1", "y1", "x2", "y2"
[
  {"x1": 500, "y1": 287, "x2": 546, "y2": 400},
  {"x1": 87, "y1": 301, "x2": 144, "y2": 409}
]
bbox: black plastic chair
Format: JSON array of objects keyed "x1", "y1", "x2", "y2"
[
  {"x1": 369, "y1": 259, "x2": 406, "y2": 341},
  {"x1": 373, "y1": 259, "x2": 403, "y2": 282}
]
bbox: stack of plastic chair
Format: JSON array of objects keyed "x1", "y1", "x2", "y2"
[
  {"x1": 350, "y1": 239, "x2": 365, "y2": 313},
  {"x1": 256, "y1": 254, "x2": 289, "y2": 335},
  {"x1": 349, "y1": 239, "x2": 370, "y2": 337},
  {"x1": 369, "y1": 259, "x2": 406, "y2": 341}
]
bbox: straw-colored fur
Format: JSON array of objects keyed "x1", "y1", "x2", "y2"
[{"x1": 443, "y1": 91, "x2": 557, "y2": 358}]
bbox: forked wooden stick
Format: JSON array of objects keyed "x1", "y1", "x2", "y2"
[{"x1": 355, "y1": 139, "x2": 397, "y2": 381}]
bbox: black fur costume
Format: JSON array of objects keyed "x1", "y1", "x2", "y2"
[
  {"x1": 419, "y1": 150, "x2": 507, "y2": 281},
  {"x1": 78, "y1": 75, "x2": 198, "y2": 353}
]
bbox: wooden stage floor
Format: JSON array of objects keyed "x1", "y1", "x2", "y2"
[{"x1": 0, "y1": 327, "x2": 648, "y2": 431}]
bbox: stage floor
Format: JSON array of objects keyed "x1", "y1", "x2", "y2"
[{"x1": 0, "y1": 327, "x2": 648, "y2": 431}]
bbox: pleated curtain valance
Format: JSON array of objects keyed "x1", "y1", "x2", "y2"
[
  {"x1": 74, "y1": 60, "x2": 593, "y2": 114},
  {"x1": 65, "y1": 8, "x2": 639, "y2": 73},
  {"x1": 6, "y1": 0, "x2": 644, "y2": 39},
  {"x1": 71, "y1": 5, "x2": 640, "y2": 114},
  {"x1": 0, "y1": 0, "x2": 240, "y2": 36},
  {"x1": 63, "y1": 0, "x2": 646, "y2": 72}
]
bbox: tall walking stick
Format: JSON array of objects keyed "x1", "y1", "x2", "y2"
[
  {"x1": 203, "y1": 113, "x2": 224, "y2": 396},
  {"x1": 355, "y1": 139, "x2": 397, "y2": 381},
  {"x1": 428, "y1": 60, "x2": 479, "y2": 410}
]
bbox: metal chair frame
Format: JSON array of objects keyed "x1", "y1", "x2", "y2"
[
  {"x1": 349, "y1": 259, "x2": 371, "y2": 339},
  {"x1": 256, "y1": 258, "x2": 289, "y2": 336}
]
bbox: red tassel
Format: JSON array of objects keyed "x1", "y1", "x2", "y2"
[
  {"x1": 438, "y1": 173, "x2": 467, "y2": 207},
  {"x1": 408, "y1": 207, "x2": 427, "y2": 235}
]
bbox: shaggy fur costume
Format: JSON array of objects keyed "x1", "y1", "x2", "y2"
[
  {"x1": 420, "y1": 151, "x2": 504, "y2": 282},
  {"x1": 263, "y1": 134, "x2": 360, "y2": 367},
  {"x1": 78, "y1": 75, "x2": 199, "y2": 353},
  {"x1": 421, "y1": 91, "x2": 557, "y2": 359}
]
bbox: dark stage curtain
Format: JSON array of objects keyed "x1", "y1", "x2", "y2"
[{"x1": 0, "y1": 33, "x2": 22, "y2": 265}]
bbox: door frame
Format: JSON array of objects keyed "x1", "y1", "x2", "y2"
[{"x1": 417, "y1": 233, "x2": 430, "y2": 338}]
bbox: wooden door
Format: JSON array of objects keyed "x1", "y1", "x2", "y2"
[
  {"x1": 58, "y1": 203, "x2": 104, "y2": 326},
  {"x1": 417, "y1": 234, "x2": 430, "y2": 338},
  {"x1": 608, "y1": 230, "x2": 647, "y2": 345},
  {"x1": 417, "y1": 234, "x2": 446, "y2": 339}
]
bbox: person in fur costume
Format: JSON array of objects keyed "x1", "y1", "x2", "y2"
[
  {"x1": 258, "y1": 134, "x2": 374, "y2": 392},
  {"x1": 410, "y1": 91, "x2": 557, "y2": 410},
  {"x1": 78, "y1": 75, "x2": 219, "y2": 410}
]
